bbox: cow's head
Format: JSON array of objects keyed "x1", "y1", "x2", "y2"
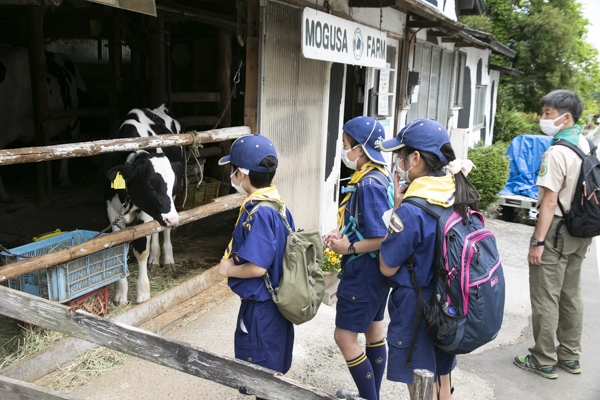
[{"x1": 107, "y1": 152, "x2": 183, "y2": 227}]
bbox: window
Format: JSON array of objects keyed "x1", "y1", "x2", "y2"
[
  {"x1": 406, "y1": 42, "x2": 453, "y2": 126},
  {"x1": 474, "y1": 84, "x2": 487, "y2": 127},
  {"x1": 454, "y1": 51, "x2": 466, "y2": 107}
]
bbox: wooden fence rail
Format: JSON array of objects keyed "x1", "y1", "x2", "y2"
[
  {"x1": 0, "y1": 286, "x2": 338, "y2": 400},
  {"x1": 0, "y1": 375, "x2": 80, "y2": 400},
  {"x1": 0, "y1": 193, "x2": 245, "y2": 282},
  {"x1": 0, "y1": 126, "x2": 249, "y2": 166}
]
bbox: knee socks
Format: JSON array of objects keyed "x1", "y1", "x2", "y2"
[
  {"x1": 366, "y1": 339, "x2": 387, "y2": 396},
  {"x1": 346, "y1": 353, "x2": 377, "y2": 400}
]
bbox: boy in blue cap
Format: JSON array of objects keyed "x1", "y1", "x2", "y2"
[
  {"x1": 217, "y1": 134, "x2": 295, "y2": 393},
  {"x1": 323, "y1": 116, "x2": 391, "y2": 400}
]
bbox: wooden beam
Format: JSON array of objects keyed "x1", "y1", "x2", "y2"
[
  {"x1": 0, "y1": 286, "x2": 338, "y2": 400},
  {"x1": 0, "y1": 375, "x2": 80, "y2": 400},
  {"x1": 170, "y1": 92, "x2": 221, "y2": 103},
  {"x1": 427, "y1": 31, "x2": 453, "y2": 37},
  {"x1": 406, "y1": 20, "x2": 443, "y2": 28},
  {"x1": 0, "y1": 194, "x2": 245, "y2": 281},
  {"x1": 0, "y1": 126, "x2": 250, "y2": 165}
]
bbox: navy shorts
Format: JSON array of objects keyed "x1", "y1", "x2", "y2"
[
  {"x1": 234, "y1": 299, "x2": 294, "y2": 373},
  {"x1": 335, "y1": 255, "x2": 390, "y2": 333},
  {"x1": 386, "y1": 286, "x2": 456, "y2": 383}
]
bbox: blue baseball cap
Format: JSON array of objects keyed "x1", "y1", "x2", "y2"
[
  {"x1": 377, "y1": 118, "x2": 450, "y2": 164},
  {"x1": 342, "y1": 116, "x2": 386, "y2": 165},
  {"x1": 218, "y1": 133, "x2": 278, "y2": 173}
]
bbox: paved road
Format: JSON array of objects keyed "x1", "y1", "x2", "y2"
[{"x1": 67, "y1": 218, "x2": 600, "y2": 400}]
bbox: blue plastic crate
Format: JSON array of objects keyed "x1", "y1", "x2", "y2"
[{"x1": 0, "y1": 230, "x2": 128, "y2": 303}]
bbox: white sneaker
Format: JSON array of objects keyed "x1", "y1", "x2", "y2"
[{"x1": 336, "y1": 388, "x2": 361, "y2": 399}]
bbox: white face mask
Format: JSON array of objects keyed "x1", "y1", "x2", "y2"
[
  {"x1": 539, "y1": 113, "x2": 567, "y2": 136},
  {"x1": 341, "y1": 145, "x2": 360, "y2": 170},
  {"x1": 395, "y1": 156, "x2": 413, "y2": 184},
  {"x1": 230, "y1": 168, "x2": 248, "y2": 195}
]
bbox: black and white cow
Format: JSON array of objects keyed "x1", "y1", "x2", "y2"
[
  {"x1": 0, "y1": 45, "x2": 87, "y2": 202},
  {"x1": 101, "y1": 105, "x2": 184, "y2": 305}
]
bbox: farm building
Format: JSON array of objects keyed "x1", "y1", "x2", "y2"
[{"x1": 0, "y1": 0, "x2": 517, "y2": 397}]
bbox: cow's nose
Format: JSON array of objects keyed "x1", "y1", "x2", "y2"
[{"x1": 164, "y1": 214, "x2": 180, "y2": 227}]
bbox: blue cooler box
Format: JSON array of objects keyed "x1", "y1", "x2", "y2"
[{"x1": 0, "y1": 230, "x2": 128, "y2": 303}]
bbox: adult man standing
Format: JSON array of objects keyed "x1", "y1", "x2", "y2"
[{"x1": 514, "y1": 90, "x2": 593, "y2": 379}]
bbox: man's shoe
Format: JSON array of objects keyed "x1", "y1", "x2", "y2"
[
  {"x1": 557, "y1": 359, "x2": 582, "y2": 374},
  {"x1": 336, "y1": 389, "x2": 361, "y2": 399},
  {"x1": 513, "y1": 355, "x2": 558, "y2": 379}
]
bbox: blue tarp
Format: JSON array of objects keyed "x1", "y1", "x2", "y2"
[{"x1": 499, "y1": 134, "x2": 553, "y2": 199}]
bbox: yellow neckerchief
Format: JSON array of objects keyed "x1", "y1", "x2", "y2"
[
  {"x1": 403, "y1": 173, "x2": 456, "y2": 208},
  {"x1": 337, "y1": 162, "x2": 389, "y2": 232},
  {"x1": 223, "y1": 185, "x2": 283, "y2": 260}
]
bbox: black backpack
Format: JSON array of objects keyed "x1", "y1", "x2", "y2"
[{"x1": 554, "y1": 139, "x2": 600, "y2": 238}]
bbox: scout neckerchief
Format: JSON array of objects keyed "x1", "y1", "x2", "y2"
[
  {"x1": 552, "y1": 125, "x2": 581, "y2": 147},
  {"x1": 337, "y1": 162, "x2": 389, "y2": 233},
  {"x1": 403, "y1": 173, "x2": 456, "y2": 208},
  {"x1": 223, "y1": 185, "x2": 283, "y2": 260}
]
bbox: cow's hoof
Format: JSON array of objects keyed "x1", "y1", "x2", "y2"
[
  {"x1": 113, "y1": 296, "x2": 128, "y2": 307},
  {"x1": 164, "y1": 263, "x2": 175, "y2": 273},
  {"x1": 136, "y1": 293, "x2": 151, "y2": 304},
  {"x1": 148, "y1": 263, "x2": 160, "y2": 276}
]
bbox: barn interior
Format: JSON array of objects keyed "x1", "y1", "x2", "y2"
[{"x1": 0, "y1": 1, "x2": 245, "y2": 268}]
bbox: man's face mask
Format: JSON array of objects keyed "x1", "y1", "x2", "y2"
[{"x1": 539, "y1": 113, "x2": 567, "y2": 136}]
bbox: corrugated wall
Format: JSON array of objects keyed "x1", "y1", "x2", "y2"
[{"x1": 260, "y1": 2, "x2": 329, "y2": 230}]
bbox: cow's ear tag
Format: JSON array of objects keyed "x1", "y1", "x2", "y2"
[{"x1": 111, "y1": 172, "x2": 126, "y2": 189}]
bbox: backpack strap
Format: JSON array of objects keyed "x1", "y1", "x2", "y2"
[
  {"x1": 338, "y1": 170, "x2": 392, "y2": 277},
  {"x1": 401, "y1": 197, "x2": 445, "y2": 366},
  {"x1": 243, "y1": 200, "x2": 292, "y2": 297},
  {"x1": 552, "y1": 139, "x2": 596, "y2": 249}
]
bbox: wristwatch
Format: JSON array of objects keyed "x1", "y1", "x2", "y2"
[
  {"x1": 348, "y1": 243, "x2": 356, "y2": 255},
  {"x1": 530, "y1": 237, "x2": 545, "y2": 247}
]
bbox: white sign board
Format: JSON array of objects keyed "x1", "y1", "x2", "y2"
[
  {"x1": 301, "y1": 8, "x2": 388, "y2": 69},
  {"x1": 378, "y1": 64, "x2": 390, "y2": 116}
]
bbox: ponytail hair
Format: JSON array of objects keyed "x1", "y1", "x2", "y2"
[{"x1": 400, "y1": 144, "x2": 480, "y2": 219}]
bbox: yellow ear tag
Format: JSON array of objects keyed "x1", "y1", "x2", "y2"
[{"x1": 111, "y1": 172, "x2": 126, "y2": 189}]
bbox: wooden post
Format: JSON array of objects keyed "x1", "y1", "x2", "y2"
[
  {"x1": 147, "y1": 15, "x2": 166, "y2": 108},
  {"x1": 411, "y1": 369, "x2": 434, "y2": 400},
  {"x1": 26, "y1": 5, "x2": 52, "y2": 207},
  {"x1": 108, "y1": 12, "x2": 122, "y2": 118},
  {"x1": 243, "y1": 0, "x2": 259, "y2": 133},
  {"x1": 217, "y1": 27, "x2": 233, "y2": 196}
]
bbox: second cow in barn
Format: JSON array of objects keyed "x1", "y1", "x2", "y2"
[
  {"x1": 0, "y1": 45, "x2": 87, "y2": 203},
  {"x1": 101, "y1": 105, "x2": 184, "y2": 305}
]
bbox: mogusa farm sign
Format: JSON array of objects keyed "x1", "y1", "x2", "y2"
[{"x1": 302, "y1": 8, "x2": 387, "y2": 68}]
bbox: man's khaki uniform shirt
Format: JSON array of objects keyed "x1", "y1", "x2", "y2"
[{"x1": 537, "y1": 135, "x2": 590, "y2": 217}]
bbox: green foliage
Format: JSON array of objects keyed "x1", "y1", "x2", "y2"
[
  {"x1": 460, "y1": 0, "x2": 600, "y2": 132},
  {"x1": 493, "y1": 109, "x2": 539, "y2": 144},
  {"x1": 467, "y1": 142, "x2": 510, "y2": 210}
]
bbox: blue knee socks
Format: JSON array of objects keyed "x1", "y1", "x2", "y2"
[
  {"x1": 366, "y1": 339, "x2": 387, "y2": 397},
  {"x1": 346, "y1": 353, "x2": 377, "y2": 400}
]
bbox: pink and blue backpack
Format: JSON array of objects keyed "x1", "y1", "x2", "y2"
[{"x1": 403, "y1": 197, "x2": 505, "y2": 362}]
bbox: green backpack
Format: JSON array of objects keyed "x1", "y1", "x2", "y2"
[{"x1": 245, "y1": 201, "x2": 325, "y2": 325}]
